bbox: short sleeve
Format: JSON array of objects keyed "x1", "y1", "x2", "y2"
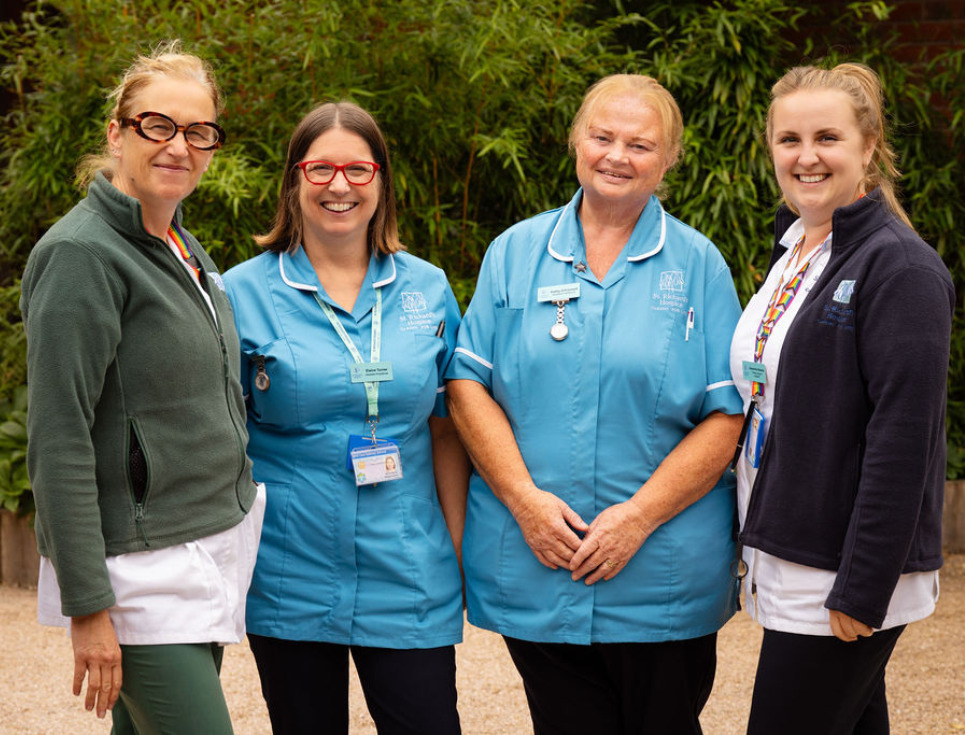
[
  {"x1": 432, "y1": 278, "x2": 464, "y2": 417},
  {"x1": 699, "y1": 256, "x2": 744, "y2": 419},
  {"x1": 443, "y1": 242, "x2": 504, "y2": 387}
]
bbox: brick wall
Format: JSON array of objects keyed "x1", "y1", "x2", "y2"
[{"x1": 799, "y1": 0, "x2": 964, "y2": 62}]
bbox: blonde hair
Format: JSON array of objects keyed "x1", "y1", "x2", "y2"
[
  {"x1": 569, "y1": 74, "x2": 684, "y2": 170},
  {"x1": 254, "y1": 101, "x2": 403, "y2": 256},
  {"x1": 767, "y1": 62, "x2": 911, "y2": 228},
  {"x1": 77, "y1": 40, "x2": 223, "y2": 187}
]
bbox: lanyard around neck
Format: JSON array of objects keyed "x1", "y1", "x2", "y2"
[
  {"x1": 313, "y1": 288, "x2": 383, "y2": 433},
  {"x1": 167, "y1": 222, "x2": 201, "y2": 283},
  {"x1": 751, "y1": 236, "x2": 824, "y2": 397}
]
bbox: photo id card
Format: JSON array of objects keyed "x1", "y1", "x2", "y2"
[
  {"x1": 744, "y1": 405, "x2": 766, "y2": 469},
  {"x1": 347, "y1": 435, "x2": 402, "y2": 486}
]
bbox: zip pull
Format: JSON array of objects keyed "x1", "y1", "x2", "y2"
[{"x1": 134, "y1": 504, "x2": 151, "y2": 547}]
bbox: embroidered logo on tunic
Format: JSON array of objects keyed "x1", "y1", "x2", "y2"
[
  {"x1": 398, "y1": 291, "x2": 436, "y2": 332},
  {"x1": 659, "y1": 270, "x2": 685, "y2": 292},
  {"x1": 833, "y1": 280, "x2": 856, "y2": 304},
  {"x1": 652, "y1": 270, "x2": 688, "y2": 314},
  {"x1": 401, "y1": 292, "x2": 428, "y2": 312}
]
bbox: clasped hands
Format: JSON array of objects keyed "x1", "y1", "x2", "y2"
[{"x1": 509, "y1": 488, "x2": 655, "y2": 585}]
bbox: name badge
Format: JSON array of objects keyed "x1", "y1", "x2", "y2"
[
  {"x1": 347, "y1": 436, "x2": 403, "y2": 486},
  {"x1": 744, "y1": 405, "x2": 766, "y2": 469},
  {"x1": 350, "y1": 361, "x2": 394, "y2": 383},
  {"x1": 537, "y1": 283, "x2": 581, "y2": 302},
  {"x1": 742, "y1": 360, "x2": 767, "y2": 385}
]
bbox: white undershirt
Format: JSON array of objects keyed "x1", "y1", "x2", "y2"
[
  {"x1": 729, "y1": 219, "x2": 938, "y2": 635},
  {"x1": 37, "y1": 485, "x2": 265, "y2": 644}
]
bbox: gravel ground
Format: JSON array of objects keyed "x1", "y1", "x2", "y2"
[{"x1": 2, "y1": 554, "x2": 963, "y2": 734}]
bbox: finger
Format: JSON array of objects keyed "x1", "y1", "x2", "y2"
[
  {"x1": 831, "y1": 614, "x2": 856, "y2": 642},
  {"x1": 551, "y1": 521, "x2": 584, "y2": 554},
  {"x1": 532, "y1": 546, "x2": 564, "y2": 569},
  {"x1": 108, "y1": 664, "x2": 123, "y2": 709},
  {"x1": 85, "y1": 669, "x2": 100, "y2": 712},
  {"x1": 568, "y1": 537, "x2": 599, "y2": 570},
  {"x1": 72, "y1": 659, "x2": 87, "y2": 697},
  {"x1": 571, "y1": 551, "x2": 610, "y2": 581},
  {"x1": 560, "y1": 504, "x2": 589, "y2": 534},
  {"x1": 584, "y1": 560, "x2": 618, "y2": 586},
  {"x1": 96, "y1": 667, "x2": 114, "y2": 718}
]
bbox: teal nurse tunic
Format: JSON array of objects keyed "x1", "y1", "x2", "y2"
[
  {"x1": 224, "y1": 247, "x2": 464, "y2": 648},
  {"x1": 445, "y1": 190, "x2": 743, "y2": 644}
]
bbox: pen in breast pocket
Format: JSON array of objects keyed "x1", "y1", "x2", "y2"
[
  {"x1": 435, "y1": 320, "x2": 446, "y2": 338},
  {"x1": 686, "y1": 308, "x2": 695, "y2": 342}
]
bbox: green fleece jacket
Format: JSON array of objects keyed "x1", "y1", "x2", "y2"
[{"x1": 20, "y1": 173, "x2": 255, "y2": 617}]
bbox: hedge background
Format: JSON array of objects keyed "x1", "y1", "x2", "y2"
[{"x1": 1, "y1": 0, "x2": 963, "y2": 513}]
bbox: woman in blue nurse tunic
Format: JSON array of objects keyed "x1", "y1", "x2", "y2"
[
  {"x1": 446, "y1": 74, "x2": 744, "y2": 734},
  {"x1": 223, "y1": 102, "x2": 468, "y2": 735}
]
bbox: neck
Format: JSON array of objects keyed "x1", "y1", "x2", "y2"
[
  {"x1": 800, "y1": 221, "x2": 831, "y2": 258},
  {"x1": 303, "y1": 235, "x2": 371, "y2": 312},
  {"x1": 578, "y1": 195, "x2": 644, "y2": 280}
]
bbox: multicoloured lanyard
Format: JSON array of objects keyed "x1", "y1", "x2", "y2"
[
  {"x1": 313, "y1": 289, "x2": 383, "y2": 440},
  {"x1": 167, "y1": 222, "x2": 201, "y2": 283},
  {"x1": 751, "y1": 235, "x2": 823, "y2": 397}
]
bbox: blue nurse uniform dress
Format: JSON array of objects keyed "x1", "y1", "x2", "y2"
[
  {"x1": 446, "y1": 189, "x2": 743, "y2": 645},
  {"x1": 223, "y1": 247, "x2": 464, "y2": 649}
]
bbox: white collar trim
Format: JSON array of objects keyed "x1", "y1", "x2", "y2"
[
  {"x1": 278, "y1": 249, "x2": 397, "y2": 291},
  {"x1": 546, "y1": 197, "x2": 667, "y2": 263}
]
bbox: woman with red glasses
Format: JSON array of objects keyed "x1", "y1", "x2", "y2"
[
  {"x1": 21, "y1": 42, "x2": 264, "y2": 733},
  {"x1": 224, "y1": 101, "x2": 468, "y2": 735}
]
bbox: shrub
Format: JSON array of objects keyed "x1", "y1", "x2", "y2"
[{"x1": 0, "y1": 0, "x2": 963, "y2": 519}]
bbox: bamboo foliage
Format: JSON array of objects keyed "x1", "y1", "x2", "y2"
[{"x1": 0, "y1": 0, "x2": 963, "y2": 515}]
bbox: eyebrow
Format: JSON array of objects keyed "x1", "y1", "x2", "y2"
[
  {"x1": 587, "y1": 125, "x2": 657, "y2": 145},
  {"x1": 774, "y1": 127, "x2": 846, "y2": 138}
]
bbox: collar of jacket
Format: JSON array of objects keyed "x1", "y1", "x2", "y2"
[
  {"x1": 769, "y1": 187, "x2": 890, "y2": 271},
  {"x1": 87, "y1": 171, "x2": 184, "y2": 245}
]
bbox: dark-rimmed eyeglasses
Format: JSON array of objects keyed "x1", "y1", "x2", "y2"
[
  {"x1": 296, "y1": 160, "x2": 381, "y2": 186},
  {"x1": 120, "y1": 111, "x2": 225, "y2": 150}
]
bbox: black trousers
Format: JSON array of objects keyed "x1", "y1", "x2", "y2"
[
  {"x1": 503, "y1": 633, "x2": 718, "y2": 735},
  {"x1": 247, "y1": 634, "x2": 461, "y2": 735},
  {"x1": 747, "y1": 625, "x2": 905, "y2": 735}
]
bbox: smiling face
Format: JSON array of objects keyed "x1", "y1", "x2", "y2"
[
  {"x1": 575, "y1": 94, "x2": 670, "y2": 213},
  {"x1": 297, "y1": 127, "x2": 381, "y2": 250},
  {"x1": 107, "y1": 76, "x2": 216, "y2": 222},
  {"x1": 769, "y1": 88, "x2": 875, "y2": 234}
]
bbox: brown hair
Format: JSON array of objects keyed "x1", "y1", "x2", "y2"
[
  {"x1": 254, "y1": 102, "x2": 403, "y2": 255},
  {"x1": 767, "y1": 62, "x2": 912, "y2": 229},
  {"x1": 77, "y1": 40, "x2": 223, "y2": 187},
  {"x1": 569, "y1": 74, "x2": 684, "y2": 171}
]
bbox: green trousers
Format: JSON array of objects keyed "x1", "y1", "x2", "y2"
[{"x1": 110, "y1": 642, "x2": 233, "y2": 735}]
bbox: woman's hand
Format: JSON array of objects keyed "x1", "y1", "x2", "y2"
[
  {"x1": 829, "y1": 609, "x2": 874, "y2": 642},
  {"x1": 70, "y1": 609, "x2": 122, "y2": 718},
  {"x1": 569, "y1": 500, "x2": 656, "y2": 584},
  {"x1": 509, "y1": 489, "x2": 588, "y2": 570}
]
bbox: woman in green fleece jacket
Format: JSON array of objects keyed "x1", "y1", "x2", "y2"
[{"x1": 20, "y1": 41, "x2": 263, "y2": 734}]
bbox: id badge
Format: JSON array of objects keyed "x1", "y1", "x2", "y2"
[
  {"x1": 347, "y1": 435, "x2": 402, "y2": 486},
  {"x1": 742, "y1": 360, "x2": 767, "y2": 385},
  {"x1": 744, "y1": 405, "x2": 766, "y2": 469},
  {"x1": 350, "y1": 362, "x2": 393, "y2": 383}
]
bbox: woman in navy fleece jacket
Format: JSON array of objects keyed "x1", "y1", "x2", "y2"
[{"x1": 729, "y1": 63, "x2": 954, "y2": 735}]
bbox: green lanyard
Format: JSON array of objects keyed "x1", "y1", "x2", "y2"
[{"x1": 313, "y1": 289, "x2": 383, "y2": 439}]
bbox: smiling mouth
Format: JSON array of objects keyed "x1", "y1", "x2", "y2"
[
  {"x1": 797, "y1": 174, "x2": 828, "y2": 183},
  {"x1": 598, "y1": 169, "x2": 631, "y2": 179},
  {"x1": 322, "y1": 202, "x2": 358, "y2": 212}
]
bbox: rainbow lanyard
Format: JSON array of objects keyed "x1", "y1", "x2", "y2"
[
  {"x1": 167, "y1": 222, "x2": 201, "y2": 283},
  {"x1": 751, "y1": 235, "x2": 823, "y2": 397}
]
